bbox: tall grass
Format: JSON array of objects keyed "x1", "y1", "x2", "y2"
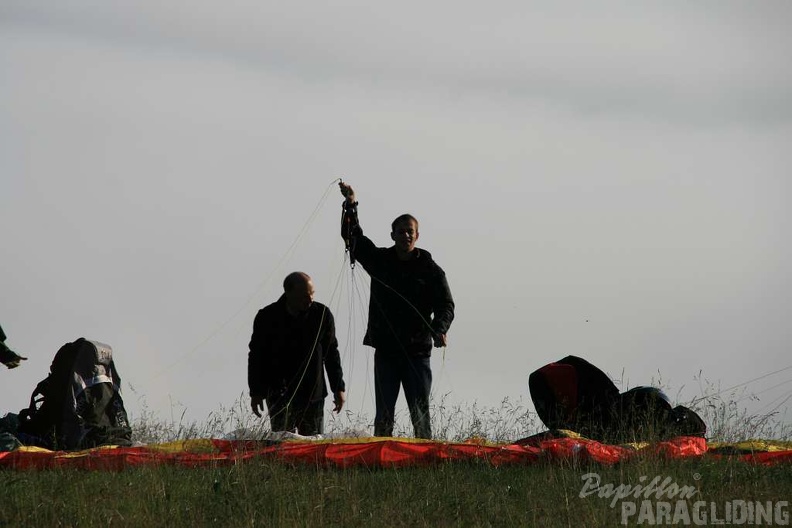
[
  {"x1": 128, "y1": 393, "x2": 545, "y2": 445},
  {"x1": 128, "y1": 385, "x2": 791, "y2": 445},
  {"x1": 689, "y1": 375, "x2": 792, "y2": 443}
]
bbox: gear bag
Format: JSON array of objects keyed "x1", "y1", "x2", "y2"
[
  {"x1": 18, "y1": 338, "x2": 132, "y2": 450},
  {"x1": 529, "y1": 355, "x2": 706, "y2": 442}
]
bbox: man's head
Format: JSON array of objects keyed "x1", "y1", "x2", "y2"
[
  {"x1": 391, "y1": 214, "x2": 419, "y2": 256},
  {"x1": 283, "y1": 271, "x2": 315, "y2": 314}
]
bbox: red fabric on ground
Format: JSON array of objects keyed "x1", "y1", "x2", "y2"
[{"x1": 0, "y1": 436, "x2": 787, "y2": 470}]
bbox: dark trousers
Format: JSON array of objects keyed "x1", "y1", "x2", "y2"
[
  {"x1": 266, "y1": 398, "x2": 324, "y2": 436},
  {"x1": 374, "y1": 350, "x2": 432, "y2": 439}
]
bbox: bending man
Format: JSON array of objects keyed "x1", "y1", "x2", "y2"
[{"x1": 248, "y1": 272, "x2": 346, "y2": 435}]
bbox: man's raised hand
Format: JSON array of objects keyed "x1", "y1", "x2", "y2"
[{"x1": 339, "y1": 181, "x2": 355, "y2": 203}]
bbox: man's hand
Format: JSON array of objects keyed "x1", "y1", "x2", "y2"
[
  {"x1": 251, "y1": 395, "x2": 265, "y2": 418},
  {"x1": 3, "y1": 350, "x2": 27, "y2": 369},
  {"x1": 433, "y1": 333, "x2": 448, "y2": 348},
  {"x1": 333, "y1": 390, "x2": 346, "y2": 413},
  {"x1": 339, "y1": 181, "x2": 356, "y2": 203}
]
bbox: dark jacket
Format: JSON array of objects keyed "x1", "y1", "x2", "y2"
[
  {"x1": 247, "y1": 297, "x2": 345, "y2": 404},
  {"x1": 342, "y1": 207, "x2": 455, "y2": 356}
]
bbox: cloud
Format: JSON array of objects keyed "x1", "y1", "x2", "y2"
[{"x1": 3, "y1": 1, "x2": 791, "y2": 126}]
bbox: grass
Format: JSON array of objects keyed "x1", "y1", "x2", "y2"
[
  {"x1": 128, "y1": 393, "x2": 546, "y2": 445},
  {"x1": 2, "y1": 455, "x2": 791, "y2": 526},
  {"x1": 130, "y1": 385, "x2": 792, "y2": 445},
  {"x1": 1, "y1": 389, "x2": 790, "y2": 527}
]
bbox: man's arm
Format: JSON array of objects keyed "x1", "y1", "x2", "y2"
[
  {"x1": 338, "y1": 181, "x2": 377, "y2": 266},
  {"x1": 430, "y1": 268, "x2": 455, "y2": 347},
  {"x1": 1, "y1": 342, "x2": 26, "y2": 369},
  {"x1": 320, "y1": 309, "x2": 346, "y2": 412},
  {"x1": 340, "y1": 181, "x2": 359, "y2": 244},
  {"x1": 248, "y1": 311, "x2": 270, "y2": 416},
  {"x1": 0, "y1": 326, "x2": 27, "y2": 369}
]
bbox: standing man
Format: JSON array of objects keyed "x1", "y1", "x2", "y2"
[
  {"x1": 339, "y1": 182, "x2": 455, "y2": 439},
  {"x1": 0, "y1": 324, "x2": 27, "y2": 369},
  {"x1": 248, "y1": 272, "x2": 346, "y2": 436}
]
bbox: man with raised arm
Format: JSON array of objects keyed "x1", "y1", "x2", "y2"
[{"x1": 339, "y1": 182, "x2": 455, "y2": 439}]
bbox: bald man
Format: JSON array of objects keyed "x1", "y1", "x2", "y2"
[{"x1": 247, "y1": 272, "x2": 346, "y2": 436}]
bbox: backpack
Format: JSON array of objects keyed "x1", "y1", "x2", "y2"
[
  {"x1": 529, "y1": 355, "x2": 706, "y2": 442},
  {"x1": 529, "y1": 355, "x2": 620, "y2": 439},
  {"x1": 17, "y1": 338, "x2": 132, "y2": 450}
]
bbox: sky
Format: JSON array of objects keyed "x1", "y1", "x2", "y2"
[{"x1": 2, "y1": 1, "x2": 791, "y2": 435}]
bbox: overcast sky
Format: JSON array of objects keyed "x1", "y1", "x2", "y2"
[{"x1": 2, "y1": 1, "x2": 790, "y2": 434}]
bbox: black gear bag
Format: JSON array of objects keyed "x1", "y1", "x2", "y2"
[
  {"x1": 529, "y1": 355, "x2": 706, "y2": 442},
  {"x1": 17, "y1": 338, "x2": 132, "y2": 450}
]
